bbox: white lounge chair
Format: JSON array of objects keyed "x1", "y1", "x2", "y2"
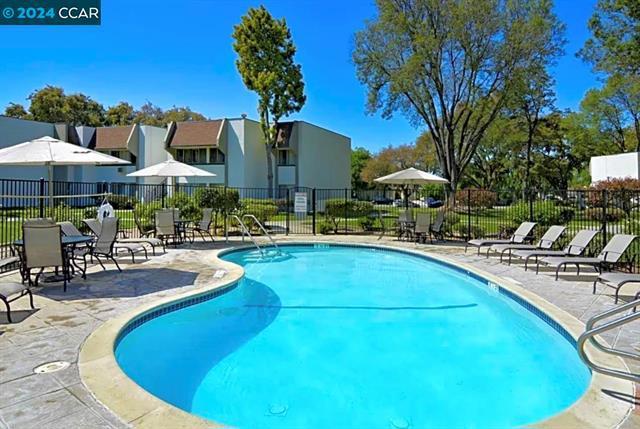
[{"x1": 592, "y1": 272, "x2": 640, "y2": 303}]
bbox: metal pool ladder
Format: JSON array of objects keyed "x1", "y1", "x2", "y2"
[
  {"x1": 226, "y1": 214, "x2": 281, "y2": 256},
  {"x1": 577, "y1": 298, "x2": 640, "y2": 382}
]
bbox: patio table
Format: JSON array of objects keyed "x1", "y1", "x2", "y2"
[{"x1": 14, "y1": 235, "x2": 94, "y2": 282}]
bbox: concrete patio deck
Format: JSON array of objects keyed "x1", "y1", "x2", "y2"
[{"x1": 0, "y1": 235, "x2": 639, "y2": 428}]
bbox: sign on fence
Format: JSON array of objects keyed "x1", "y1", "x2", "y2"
[{"x1": 294, "y1": 192, "x2": 307, "y2": 214}]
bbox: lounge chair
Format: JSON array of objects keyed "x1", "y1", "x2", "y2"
[
  {"x1": 84, "y1": 218, "x2": 164, "y2": 255},
  {"x1": 512, "y1": 229, "x2": 600, "y2": 272},
  {"x1": 465, "y1": 222, "x2": 537, "y2": 256},
  {"x1": 186, "y1": 208, "x2": 215, "y2": 242},
  {"x1": 542, "y1": 234, "x2": 637, "y2": 280},
  {"x1": 413, "y1": 213, "x2": 431, "y2": 244},
  {"x1": 429, "y1": 210, "x2": 445, "y2": 242},
  {"x1": 22, "y1": 224, "x2": 69, "y2": 290},
  {"x1": 490, "y1": 225, "x2": 566, "y2": 264},
  {"x1": 77, "y1": 217, "x2": 147, "y2": 273},
  {"x1": 592, "y1": 272, "x2": 640, "y2": 303}
]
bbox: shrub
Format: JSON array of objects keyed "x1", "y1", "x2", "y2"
[
  {"x1": 241, "y1": 198, "x2": 279, "y2": 225},
  {"x1": 167, "y1": 192, "x2": 201, "y2": 221},
  {"x1": 454, "y1": 223, "x2": 484, "y2": 239},
  {"x1": 443, "y1": 212, "x2": 461, "y2": 236},
  {"x1": 583, "y1": 207, "x2": 626, "y2": 222},
  {"x1": 133, "y1": 204, "x2": 157, "y2": 231},
  {"x1": 455, "y1": 188, "x2": 497, "y2": 209},
  {"x1": 359, "y1": 217, "x2": 374, "y2": 231},
  {"x1": 589, "y1": 178, "x2": 640, "y2": 213},
  {"x1": 324, "y1": 199, "x2": 374, "y2": 232},
  {"x1": 318, "y1": 220, "x2": 333, "y2": 234},
  {"x1": 508, "y1": 202, "x2": 573, "y2": 227},
  {"x1": 108, "y1": 195, "x2": 138, "y2": 210}
]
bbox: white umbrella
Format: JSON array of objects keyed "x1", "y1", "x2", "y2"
[
  {"x1": 374, "y1": 167, "x2": 449, "y2": 208},
  {"x1": 374, "y1": 167, "x2": 449, "y2": 185},
  {"x1": 127, "y1": 159, "x2": 215, "y2": 179},
  {"x1": 0, "y1": 136, "x2": 130, "y2": 207}
]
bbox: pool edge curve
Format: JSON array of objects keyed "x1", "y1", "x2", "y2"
[{"x1": 78, "y1": 241, "x2": 635, "y2": 429}]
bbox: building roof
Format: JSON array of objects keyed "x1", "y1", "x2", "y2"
[
  {"x1": 168, "y1": 120, "x2": 223, "y2": 147},
  {"x1": 94, "y1": 125, "x2": 133, "y2": 150}
]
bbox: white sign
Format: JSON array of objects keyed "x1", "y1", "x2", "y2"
[{"x1": 294, "y1": 192, "x2": 308, "y2": 214}]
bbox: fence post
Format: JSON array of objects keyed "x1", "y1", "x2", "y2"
[
  {"x1": 528, "y1": 190, "x2": 534, "y2": 222},
  {"x1": 344, "y1": 188, "x2": 348, "y2": 234},
  {"x1": 39, "y1": 177, "x2": 45, "y2": 218},
  {"x1": 312, "y1": 188, "x2": 317, "y2": 235},
  {"x1": 286, "y1": 188, "x2": 290, "y2": 235},
  {"x1": 466, "y1": 188, "x2": 472, "y2": 240},
  {"x1": 602, "y1": 189, "x2": 608, "y2": 246}
]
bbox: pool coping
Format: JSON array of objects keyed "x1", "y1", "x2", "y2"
[{"x1": 78, "y1": 241, "x2": 635, "y2": 429}]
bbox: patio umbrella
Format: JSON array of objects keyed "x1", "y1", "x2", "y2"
[
  {"x1": 127, "y1": 159, "x2": 215, "y2": 180},
  {"x1": 374, "y1": 167, "x2": 449, "y2": 208},
  {"x1": 0, "y1": 136, "x2": 130, "y2": 207}
]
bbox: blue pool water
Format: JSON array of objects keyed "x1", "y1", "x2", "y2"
[{"x1": 116, "y1": 245, "x2": 590, "y2": 428}]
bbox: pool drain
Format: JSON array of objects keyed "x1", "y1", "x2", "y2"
[
  {"x1": 33, "y1": 361, "x2": 70, "y2": 374},
  {"x1": 390, "y1": 417, "x2": 410, "y2": 429},
  {"x1": 268, "y1": 404, "x2": 288, "y2": 416}
]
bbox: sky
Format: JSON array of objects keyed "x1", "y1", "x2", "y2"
[{"x1": 0, "y1": 0, "x2": 599, "y2": 153}]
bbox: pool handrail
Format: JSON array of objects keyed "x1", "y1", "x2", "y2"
[
  {"x1": 241, "y1": 214, "x2": 281, "y2": 255},
  {"x1": 577, "y1": 298, "x2": 640, "y2": 382}
]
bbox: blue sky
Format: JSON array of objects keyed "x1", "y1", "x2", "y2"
[{"x1": 0, "y1": 0, "x2": 598, "y2": 153}]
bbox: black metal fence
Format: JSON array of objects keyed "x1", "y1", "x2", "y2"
[{"x1": 2, "y1": 178, "x2": 640, "y2": 271}]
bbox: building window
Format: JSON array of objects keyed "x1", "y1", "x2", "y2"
[
  {"x1": 210, "y1": 148, "x2": 225, "y2": 164},
  {"x1": 277, "y1": 150, "x2": 292, "y2": 166},
  {"x1": 176, "y1": 148, "x2": 207, "y2": 164},
  {"x1": 107, "y1": 150, "x2": 135, "y2": 164}
]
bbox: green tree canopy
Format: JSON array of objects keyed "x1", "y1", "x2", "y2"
[
  {"x1": 4, "y1": 103, "x2": 30, "y2": 120},
  {"x1": 105, "y1": 102, "x2": 135, "y2": 126},
  {"x1": 353, "y1": 0, "x2": 565, "y2": 195},
  {"x1": 351, "y1": 147, "x2": 372, "y2": 190},
  {"x1": 579, "y1": 0, "x2": 640, "y2": 75},
  {"x1": 232, "y1": 5, "x2": 306, "y2": 195}
]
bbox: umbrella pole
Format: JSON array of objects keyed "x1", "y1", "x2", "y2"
[{"x1": 48, "y1": 164, "x2": 54, "y2": 210}]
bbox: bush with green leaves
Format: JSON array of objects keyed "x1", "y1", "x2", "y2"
[
  {"x1": 241, "y1": 198, "x2": 279, "y2": 225},
  {"x1": 507, "y1": 202, "x2": 575, "y2": 227},
  {"x1": 455, "y1": 188, "x2": 497, "y2": 209},
  {"x1": 133, "y1": 203, "x2": 158, "y2": 231},
  {"x1": 107, "y1": 195, "x2": 138, "y2": 210},
  {"x1": 324, "y1": 199, "x2": 374, "y2": 232},
  {"x1": 583, "y1": 207, "x2": 626, "y2": 222},
  {"x1": 454, "y1": 223, "x2": 484, "y2": 239},
  {"x1": 318, "y1": 220, "x2": 333, "y2": 234},
  {"x1": 166, "y1": 192, "x2": 201, "y2": 221}
]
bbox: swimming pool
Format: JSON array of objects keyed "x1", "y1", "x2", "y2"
[{"x1": 115, "y1": 244, "x2": 590, "y2": 428}]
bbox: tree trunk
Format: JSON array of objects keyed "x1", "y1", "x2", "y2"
[{"x1": 266, "y1": 146, "x2": 275, "y2": 198}]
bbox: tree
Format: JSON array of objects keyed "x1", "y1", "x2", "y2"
[
  {"x1": 27, "y1": 86, "x2": 68, "y2": 123},
  {"x1": 4, "y1": 103, "x2": 30, "y2": 120},
  {"x1": 509, "y1": 67, "x2": 557, "y2": 199},
  {"x1": 105, "y1": 102, "x2": 135, "y2": 126},
  {"x1": 63, "y1": 93, "x2": 105, "y2": 126},
  {"x1": 361, "y1": 135, "x2": 438, "y2": 184},
  {"x1": 579, "y1": 0, "x2": 640, "y2": 75},
  {"x1": 353, "y1": 0, "x2": 565, "y2": 196},
  {"x1": 134, "y1": 102, "x2": 164, "y2": 126},
  {"x1": 163, "y1": 106, "x2": 207, "y2": 123},
  {"x1": 351, "y1": 147, "x2": 372, "y2": 190},
  {"x1": 232, "y1": 6, "x2": 306, "y2": 196}
]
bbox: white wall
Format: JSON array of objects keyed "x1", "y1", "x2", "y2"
[
  {"x1": 278, "y1": 165, "x2": 296, "y2": 185},
  {"x1": 183, "y1": 164, "x2": 225, "y2": 185},
  {"x1": 243, "y1": 119, "x2": 269, "y2": 188},
  {"x1": 296, "y1": 122, "x2": 350, "y2": 189},
  {"x1": 590, "y1": 152, "x2": 640, "y2": 184},
  {"x1": 139, "y1": 125, "x2": 169, "y2": 185}
]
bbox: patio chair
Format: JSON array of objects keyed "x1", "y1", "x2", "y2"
[
  {"x1": 22, "y1": 224, "x2": 69, "y2": 291},
  {"x1": 187, "y1": 208, "x2": 215, "y2": 242},
  {"x1": 541, "y1": 234, "x2": 637, "y2": 280},
  {"x1": 24, "y1": 218, "x2": 55, "y2": 226},
  {"x1": 155, "y1": 209, "x2": 179, "y2": 246},
  {"x1": 413, "y1": 213, "x2": 431, "y2": 244},
  {"x1": 0, "y1": 281, "x2": 35, "y2": 323},
  {"x1": 512, "y1": 229, "x2": 601, "y2": 272},
  {"x1": 592, "y1": 272, "x2": 640, "y2": 303},
  {"x1": 465, "y1": 222, "x2": 537, "y2": 256},
  {"x1": 77, "y1": 217, "x2": 147, "y2": 274},
  {"x1": 134, "y1": 211, "x2": 156, "y2": 237},
  {"x1": 396, "y1": 210, "x2": 414, "y2": 241},
  {"x1": 84, "y1": 218, "x2": 164, "y2": 255},
  {"x1": 429, "y1": 210, "x2": 445, "y2": 242},
  {"x1": 490, "y1": 225, "x2": 566, "y2": 264}
]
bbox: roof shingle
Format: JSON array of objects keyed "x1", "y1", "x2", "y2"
[
  {"x1": 169, "y1": 120, "x2": 222, "y2": 147},
  {"x1": 95, "y1": 126, "x2": 133, "y2": 150}
]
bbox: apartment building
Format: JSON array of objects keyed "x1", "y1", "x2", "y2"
[{"x1": 0, "y1": 115, "x2": 351, "y2": 190}]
